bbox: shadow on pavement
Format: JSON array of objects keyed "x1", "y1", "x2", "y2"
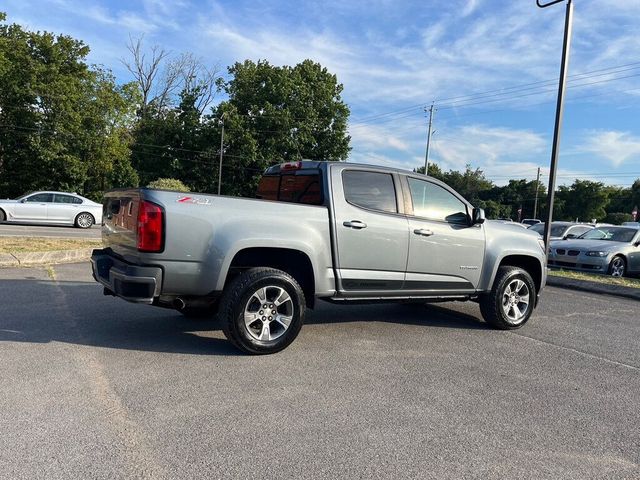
[
  {"x1": 308, "y1": 300, "x2": 488, "y2": 330},
  {"x1": 0, "y1": 279, "x2": 239, "y2": 356},
  {"x1": 1, "y1": 278, "x2": 488, "y2": 356}
]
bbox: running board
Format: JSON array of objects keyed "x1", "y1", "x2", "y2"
[{"x1": 323, "y1": 294, "x2": 474, "y2": 304}]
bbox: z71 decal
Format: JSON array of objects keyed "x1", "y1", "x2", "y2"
[{"x1": 176, "y1": 196, "x2": 212, "y2": 205}]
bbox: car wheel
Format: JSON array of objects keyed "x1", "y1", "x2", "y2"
[
  {"x1": 0, "y1": 209, "x2": 5, "y2": 222},
  {"x1": 219, "y1": 267, "x2": 305, "y2": 354},
  {"x1": 75, "y1": 212, "x2": 94, "y2": 229},
  {"x1": 480, "y1": 266, "x2": 536, "y2": 330},
  {"x1": 608, "y1": 255, "x2": 626, "y2": 277}
]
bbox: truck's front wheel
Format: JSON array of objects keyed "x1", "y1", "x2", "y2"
[
  {"x1": 480, "y1": 266, "x2": 535, "y2": 330},
  {"x1": 219, "y1": 267, "x2": 306, "y2": 354}
]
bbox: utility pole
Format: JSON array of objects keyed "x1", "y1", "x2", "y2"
[
  {"x1": 423, "y1": 103, "x2": 435, "y2": 175},
  {"x1": 537, "y1": 0, "x2": 574, "y2": 257},
  {"x1": 217, "y1": 113, "x2": 225, "y2": 196},
  {"x1": 533, "y1": 167, "x2": 541, "y2": 219}
]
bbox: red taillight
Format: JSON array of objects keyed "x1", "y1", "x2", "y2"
[{"x1": 137, "y1": 200, "x2": 164, "y2": 252}]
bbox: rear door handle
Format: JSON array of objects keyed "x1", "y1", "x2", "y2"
[
  {"x1": 414, "y1": 228, "x2": 434, "y2": 237},
  {"x1": 343, "y1": 220, "x2": 367, "y2": 229}
]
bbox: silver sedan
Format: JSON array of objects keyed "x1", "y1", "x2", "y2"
[
  {"x1": 549, "y1": 226, "x2": 640, "y2": 277},
  {"x1": 0, "y1": 191, "x2": 103, "y2": 228}
]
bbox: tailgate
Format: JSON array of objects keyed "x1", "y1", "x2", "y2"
[{"x1": 102, "y1": 189, "x2": 142, "y2": 258}]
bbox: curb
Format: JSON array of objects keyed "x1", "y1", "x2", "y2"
[
  {"x1": 0, "y1": 248, "x2": 94, "y2": 268},
  {"x1": 547, "y1": 275, "x2": 640, "y2": 301}
]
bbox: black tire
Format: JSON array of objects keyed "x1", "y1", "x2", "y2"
[
  {"x1": 219, "y1": 267, "x2": 306, "y2": 354},
  {"x1": 0, "y1": 209, "x2": 5, "y2": 222},
  {"x1": 608, "y1": 255, "x2": 626, "y2": 278},
  {"x1": 75, "y1": 212, "x2": 94, "y2": 229},
  {"x1": 480, "y1": 266, "x2": 536, "y2": 330}
]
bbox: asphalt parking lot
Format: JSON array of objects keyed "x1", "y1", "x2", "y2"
[
  {"x1": 1, "y1": 262, "x2": 638, "y2": 479},
  {"x1": 0, "y1": 223, "x2": 101, "y2": 239}
]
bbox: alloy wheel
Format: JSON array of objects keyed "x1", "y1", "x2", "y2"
[
  {"x1": 501, "y1": 279, "x2": 530, "y2": 324},
  {"x1": 243, "y1": 285, "x2": 294, "y2": 341}
]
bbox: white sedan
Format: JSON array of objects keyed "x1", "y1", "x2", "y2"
[{"x1": 0, "y1": 191, "x2": 103, "y2": 228}]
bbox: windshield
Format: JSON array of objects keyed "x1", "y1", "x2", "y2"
[
  {"x1": 529, "y1": 223, "x2": 569, "y2": 237},
  {"x1": 579, "y1": 227, "x2": 637, "y2": 242}
]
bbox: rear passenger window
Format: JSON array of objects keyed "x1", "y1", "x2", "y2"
[
  {"x1": 407, "y1": 177, "x2": 468, "y2": 223},
  {"x1": 342, "y1": 171, "x2": 397, "y2": 213},
  {"x1": 54, "y1": 194, "x2": 82, "y2": 204}
]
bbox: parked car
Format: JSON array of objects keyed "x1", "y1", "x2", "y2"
[
  {"x1": 488, "y1": 220, "x2": 528, "y2": 229},
  {"x1": 0, "y1": 191, "x2": 102, "y2": 228},
  {"x1": 521, "y1": 218, "x2": 541, "y2": 226},
  {"x1": 548, "y1": 226, "x2": 640, "y2": 277},
  {"x1": 528, "y1": 221, "x2": 593, "y2": 240},
  {"x1": 91, "y1": 161, "x2": 546, "y2": 354}
]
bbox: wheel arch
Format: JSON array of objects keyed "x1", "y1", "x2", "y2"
[
  {"x1": 75, "y1": 211, "x2": 95, "y2": 225},
  {"x1": 225, "y1": 247, "x2": 316, "y2": 308},
  {"x1": 493, "y1": 254, "x2": 543, "y2": 301}
]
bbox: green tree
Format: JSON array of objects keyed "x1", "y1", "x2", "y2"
[
  {"x1": 212, "y1": 59, "x2": 351, "y2": 196},
  {"x1": 557, "y1": 180, "x2": 610, "y2": 222},
  {"x1": 0, "y1": 14, "x2": 139, "y2": 198},
  {"x1": 441, "y1": 164, "x2": 493, "y2": 206}
]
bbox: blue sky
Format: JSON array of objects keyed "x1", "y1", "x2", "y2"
[{"x1": 5, "y1": 0, "x2": 640, "y2": 186}]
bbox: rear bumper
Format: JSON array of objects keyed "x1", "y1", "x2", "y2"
[{"x1": 91, "y1": 248, "x2": 162, "y2": 304}]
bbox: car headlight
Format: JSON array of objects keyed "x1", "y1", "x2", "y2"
[
  {"x1": 585, "y1": 251, "x2": 608, "y2": 257},
  {"x1": 537, "y1": 238, "x2": 546, "y2": 254}
]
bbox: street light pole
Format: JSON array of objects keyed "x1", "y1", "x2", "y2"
[
  {"x1": 217, "y1": 114, "x2": 225, "y2": 196},
  {"x1": 537, "y1": 0, "x2": 574, "y2": 257},
  {"x1": 533, "y1": 166, "x2": 541, "y2": 219}
]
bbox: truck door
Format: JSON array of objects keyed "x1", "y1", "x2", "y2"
[
  {"x1": 330, "y1": 167, "x2": 409, "y2": 294},
  {"x1": 402, "y1": 176, "x2": 485, "y2": 293}
]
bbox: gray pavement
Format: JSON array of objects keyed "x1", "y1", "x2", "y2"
[
  {"x1": 0, "y1": 223, "x2": 101, "y2": 239},
  {"x1": 1, "y1": 262, "x2": 638, "y2": 479}
]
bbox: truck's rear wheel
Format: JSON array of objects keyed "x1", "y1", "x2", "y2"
[
  {"x1": 219, "y1": 267, "x2": 305, "y2": 354},
  {"x1": 480, "y1": 266, "x2": 535, "y2": 330}
]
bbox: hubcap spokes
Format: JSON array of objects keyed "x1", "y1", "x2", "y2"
[
  {"x1": 501, "y1": 279, "x2": 530, "y2": 324},
  {"x1": 612, "y1": 260, "x2": 624, "y2": 277},
  {"x1": 243, "y1": 286, "x2": 294, "y2": 341},
  {"x1": 78, "y1": 214, "x2": 91, "y2": 227}
]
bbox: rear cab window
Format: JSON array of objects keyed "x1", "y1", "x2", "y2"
[{"x1": 256, "y1": 162, "x2": 323, "y2": 205}]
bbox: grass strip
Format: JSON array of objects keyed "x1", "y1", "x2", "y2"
[
  {"x1": 0, "y1": 237, "x2": 101, "y2": 254},
  {"x1": 549, "y1": 268, "x2": 640, "y2": 289}
]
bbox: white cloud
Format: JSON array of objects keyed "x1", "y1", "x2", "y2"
[
  {"x1": 582, "y1": 131, "x2": 640, "y2": 167},
  {"x1": 430, "y1": 124, "x2": 547, "y2": 171}
]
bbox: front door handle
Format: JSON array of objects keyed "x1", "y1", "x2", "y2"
[
  {"x1": 343, "y1": 220, "x2": 367, "y2": 229},
  {"x1": 414, "y1": 228, "x2": 434, "y2": 237}
]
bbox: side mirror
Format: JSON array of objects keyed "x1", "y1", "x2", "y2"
[
  {"x1": 565, "y1": 233, "x2": 577, "y2": 239},
  {"x1": 20, "y1": 198, "x2": 27, "y2": 203},
  {"x1": 472, "y1": 207, "x2": 485, "y2": 225}
]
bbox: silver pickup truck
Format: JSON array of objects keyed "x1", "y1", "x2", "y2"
[{"x1": 91, "y1": 161, "x2": 547, "y2": 354}]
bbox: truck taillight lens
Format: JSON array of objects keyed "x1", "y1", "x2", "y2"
[{"x1": 137, "y1": 200, "x2": 164, "y2": 252}]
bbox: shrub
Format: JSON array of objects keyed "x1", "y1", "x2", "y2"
[
  {"x1": 147, "y1": 178, "x2": 190, "y2": 192},
  {"x1": 603, "y1": 212, "x2": 633, "y2": 225}
]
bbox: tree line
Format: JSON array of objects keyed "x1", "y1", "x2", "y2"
[
  {"x1": 0, "y1": 13, "x2": 638, "y2": 223},
  {"x1": 416, "y1": 164, "x2": 639, "y2": 223},
  {"x1": 0, "y1": 13, "x2": 350, "y2": 201}
]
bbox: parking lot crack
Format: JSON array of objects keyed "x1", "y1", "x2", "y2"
[{"x1": 509, "y1": 332, "x2": 639, "y2": 371}]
